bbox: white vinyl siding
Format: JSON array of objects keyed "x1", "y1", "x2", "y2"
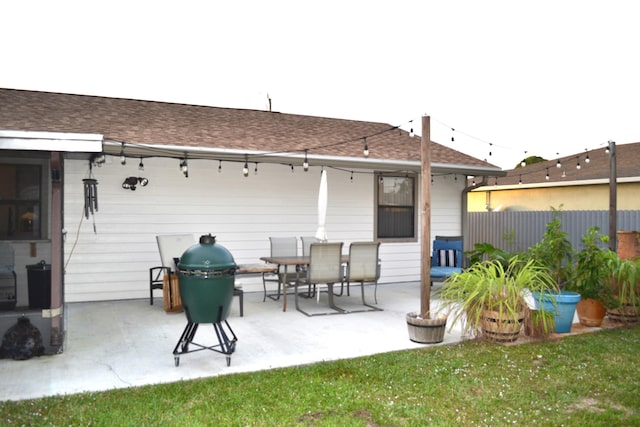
[{"x1": 62, "y1": 158, "x2": 464, "y2": 301}]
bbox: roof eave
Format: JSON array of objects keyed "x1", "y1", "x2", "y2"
[{"x1": 102, "y1": 140, "x2": 505, "y2": 175}]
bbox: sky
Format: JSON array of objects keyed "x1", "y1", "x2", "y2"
[{"x1": 2, "y1": 1, "x2": 639, "y2": 169}]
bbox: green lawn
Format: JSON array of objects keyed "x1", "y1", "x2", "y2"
[{"x1": 1, "y1": 326, "x2": 639, "y2": 426}]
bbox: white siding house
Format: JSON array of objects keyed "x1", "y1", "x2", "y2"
[{"x1": 1, "y1": 88, "x2": 505, "y2": 353}]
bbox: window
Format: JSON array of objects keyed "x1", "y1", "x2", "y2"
[
  {"x1": 0, "y1": 163, "x2": 42, "y2": 239},
  {"x1": 376, "y1": 174, "x2": 416, "y2": 240}
]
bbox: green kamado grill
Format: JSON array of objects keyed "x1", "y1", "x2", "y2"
[{"x1": 172, "y1": 234, "x2": 238, "y2": 367}]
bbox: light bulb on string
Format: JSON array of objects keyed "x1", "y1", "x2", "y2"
[
  {"x1": 179, "y1": 157, "x2": 188, "y2": 178},
  {"x1": 243, "y1": 155, "x2": 249, "y2": 177},
  {"x1": 521, "y1": 151, "x2": 528, "y2": 167},
  {"x1": 350, "y1": 171, "x2": 354, "y2": 183},
  {"x1": 488, "y1": 142, "x2": 492, "y2": 157},
  {"x1": 556, "y1": 153, "x2": 562, "y2": 169},
  {"x1": 218, "y1": 160, "x2": 222, "y2": 173},
  {"x1": 363, "y1": 138, "x2": 369, "y2": 157},
  {"x1": 119, "y1": 143, "x2": 126, "y2": 165},
  {"x1": 576, "y1": 156, "x2": 581, "y2": 170},
  {"x1": 546, "y1": 168, "x2": 550, "y2": 181},
  {"x1": 518, "y1": 175, "x2": 522, "y2": 184},
  {"x1": 409, "y1": 127, "x2": 414, "y2": 138},
  {"x1": 303, "y1": 150, "x2": 309, "y2": 171},
  {"x1": 290, "y1": 163, "x2": 295, "y2": 173},
  {"x1": 451, "y1": 128, "x2": 455, "y2": 143},
  {"x1": 138, "y1": 157, "x2": 144, "y2": 170},
  {"x1": 254, "y1": 163, "x2": 258, "y2": 175},
  {"x1": 585, "y1": 149, "x2": 590, "y2": 164}
]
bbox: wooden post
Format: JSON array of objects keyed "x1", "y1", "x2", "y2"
[
  {"x1": 608, "y1": 140, "x2": 617, "y2": 251},
  {"x1": 420, "y1": 116, "x2": 432, "y2": 318}
]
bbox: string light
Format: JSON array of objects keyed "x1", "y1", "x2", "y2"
[
  {"x1": 119, "y1": 143, "x2": 126, "y2": 165},
  {"x1": 179, "y1": 156, "x2": 188, "y2": 178},
  {"x1": 545, "y1": 168, "x2": 550, "y2": 181},
  {"x1": 138, "y1": 157, "x2": 144, "y2": 170},
  {"x1": 576, "y1": 156, "x2": 581, "y2": 170},
  {"x1": 556, "y1": 153, "x2": 562, "y2": 169},
  {"x1": 218, "y1": 160, "x2": 222, "y2": 173},
  {"x1": 585, "y1": 149, "x2": 590, "y2": 164},
  {"x1": 409, "y1": 127, "x2": 414, "y2": 138},
  {"x1": 518, "y1": 175, "x2": 522, "y2": 184},
  {"x1": 363, "y1": 138, "x2": 369, "y2": 157},
  {"x1": 254, "y1": 163, "x2": 258, "y2": 175},
  {"x1": 243, "y1": 155, "x2": 249, "y2": 177},
  {"x1": 451, "y1": 128, "x2": 455, "y2": 143},
  {"x1": 521, "y1": 151, "x2": 528, "y2": 167},
  {"x1": 488, "y1": 143, "x2": 493, "y2": 157},
  {"x1": 303, "y1": 150, "x2": 309, "y2": 171},
  {"x1": 350, "y1": 171, "x2": 354, "y2": 182},
  {"x1": 290, "y1": 163, "x2": 294, "y2": 173}
]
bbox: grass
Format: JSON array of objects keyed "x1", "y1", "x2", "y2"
[{"x1": 1, "y1": 326, "x2": 639, "y2": 426}]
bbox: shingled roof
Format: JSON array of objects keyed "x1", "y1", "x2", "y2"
[
  {"x1": 0, "y1": 88, "x2": 500, "y2": 174},
  {"x1": 488, "y1": 142, "x2": 640, "y2": 187}
]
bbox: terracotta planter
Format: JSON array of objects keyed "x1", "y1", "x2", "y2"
[
  {"x1": 617, "y1": 231, "x2": 640, "y2": 260},
  {"x1": 480, "y1": 309, "x2": 524, "y2": 343},
  {"x1": 406, "y1": 312, "x2": 447, "y2": 344},
  {"x1": 576, "y1": 298, "x2": 606, "y2": 327}
]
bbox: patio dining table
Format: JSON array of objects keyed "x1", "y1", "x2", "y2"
[{"x1": 259, "y1": 255, "x2": 349, "y2": 312}]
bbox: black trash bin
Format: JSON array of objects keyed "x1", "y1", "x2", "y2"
[
  {"x1": 173, "y1": 234, "x2": 238, "y2": 367},
  {"x1": 26, "y1": 260, "x2": 51, "y2": 309}
]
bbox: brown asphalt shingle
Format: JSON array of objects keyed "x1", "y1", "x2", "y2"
[{"x1": 0, "y1": 88, "x2": 495, "y2": 168}]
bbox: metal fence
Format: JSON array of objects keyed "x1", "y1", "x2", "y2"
[{"x1": 466, "y1": 210, "x2": 640, "y2": 256}]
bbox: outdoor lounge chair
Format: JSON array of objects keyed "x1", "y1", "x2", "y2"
[{"x1": 430, "y1": 236, "x2": 463, "y2": 285}]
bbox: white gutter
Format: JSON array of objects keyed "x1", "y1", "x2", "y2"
[
  {"x1": 0, "y1": 130, "x2": 103, "y2": 152},
  {"x1": 472, "y1": 176, "x2": 640, "y2": 191},
  {"x1": 102, "y1": 139, "x2": 505, "y2": 175}
]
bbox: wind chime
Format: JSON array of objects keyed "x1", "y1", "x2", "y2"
[{"x1": 83, "y1": 161, "x2": 99, "y2": 220}]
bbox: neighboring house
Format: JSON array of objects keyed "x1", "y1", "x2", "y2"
[
  {"x1": 1, "y1": 88, "x2": 503, "y2": 353},
  {"x1": 468, "y1": 142, "x2": 640, "y2": 212}
]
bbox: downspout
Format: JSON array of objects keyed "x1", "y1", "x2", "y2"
[{"x1": 461, "y1": 176, "x2": 488, "y2": 267}]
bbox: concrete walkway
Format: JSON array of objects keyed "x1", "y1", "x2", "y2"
[{"x1": 0, "y1": 282, "x2": 464, "y2": 401}]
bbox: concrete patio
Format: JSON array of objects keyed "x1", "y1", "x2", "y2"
[{"x1": 0, "y1": 282, "x2": 465, "y2": 402}]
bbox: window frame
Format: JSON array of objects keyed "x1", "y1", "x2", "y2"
[
  {"x1": 0, "y1": 154, "x2": 50, "y2": 241},
  {"x1": 374, "y1": 172, "x2": 418, "y2": 243}
]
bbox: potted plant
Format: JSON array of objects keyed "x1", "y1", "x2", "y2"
[
  {"x1": 607, "y1": 256, "x2": 640, "y2": 324},
  {"x1": 568, "y1": 227, "x2": 617, "y2": 327},
  {"x1": 440, "y1": 256, "x2": 558, "y2": 342},
  {"x1": 526, "y1": 207, "x2": 581, "y2": 333}
]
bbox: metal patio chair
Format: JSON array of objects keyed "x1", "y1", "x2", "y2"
[
  {"x1": 295, "y1": 242, "x2": 344, "y2": 316},
  {"x1": 263, "y1": 237, "x2": 299, "y2": 301},
  {"x1": 342, "y1": 241, "x2": 383, "y2": 310}
]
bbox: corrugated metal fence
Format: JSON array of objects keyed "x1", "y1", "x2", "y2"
[{"x1": 467, "y1": 210, "x2": 640, "y2": 256}]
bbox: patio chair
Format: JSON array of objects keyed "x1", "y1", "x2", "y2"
[
  {"x1": 342, "y1": 241, "x2": 382, "y2": 309},
  {"x1": 430, "y1": 236, "x2": 463, "y2": 285},
  {"x1": 263, "y1": 237, "x2": 298, "y2": 301},
  {"x1": 300, "y1": 236, "x2": 320, "y2": 256},
  {"x1": 0, "y1": 242, "x2": 17, "y2": 310},
  {"x1": 295, "y1": 242, "x2": 344, "y2": 316}
]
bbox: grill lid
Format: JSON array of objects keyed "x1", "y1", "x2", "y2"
[{"x1": 178, "y1": 234, "x2": 236, "y2": 271}]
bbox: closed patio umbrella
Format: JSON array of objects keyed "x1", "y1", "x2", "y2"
[{"x1": 315, "y1": 169, "x2": 328, "y2": 241}]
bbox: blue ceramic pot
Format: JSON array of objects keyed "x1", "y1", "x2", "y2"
[{"x1": 533, "y1": 291, "x2": 581, "y2": 333}]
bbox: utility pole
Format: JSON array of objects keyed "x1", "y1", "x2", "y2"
[{"x1": 420, "y1": 116, "x2": 432, "y2": 317}]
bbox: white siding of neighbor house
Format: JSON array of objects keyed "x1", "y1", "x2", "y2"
[{"x1": 62, "y1": 157, "x2": 464, "y2": 302}]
